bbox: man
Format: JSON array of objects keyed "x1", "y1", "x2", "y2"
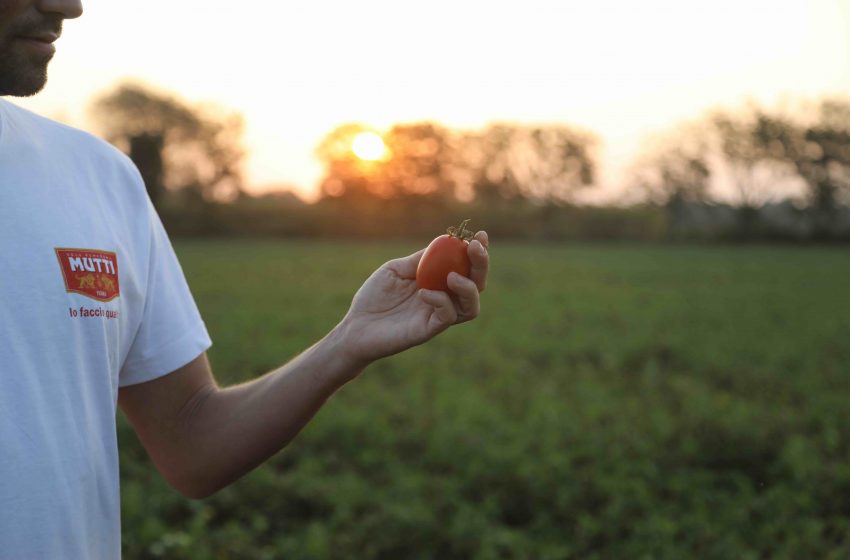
[{"x1": 0, "y1": 1, "x2": 490, "y2": 558}]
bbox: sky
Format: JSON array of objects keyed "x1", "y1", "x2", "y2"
[{"x1": 13, "y1": 0, "x2": 850, "y2": 201}]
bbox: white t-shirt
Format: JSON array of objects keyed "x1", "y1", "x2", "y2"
[{"x1": 0, "y1": 98, "x2": 212, "y2": 559}]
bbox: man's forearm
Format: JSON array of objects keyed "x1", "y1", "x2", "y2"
[{"x1": 173, "y1": 326, "x2": 365, "y2": 498}]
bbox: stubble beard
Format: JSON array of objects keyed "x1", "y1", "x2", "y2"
[{"x1": 0, "y1": 48, "x2": 53, "y2": 97}]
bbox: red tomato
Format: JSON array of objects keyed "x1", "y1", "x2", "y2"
[{"x1": 416, "y1": 219, "x2": 473, "y2": 291}]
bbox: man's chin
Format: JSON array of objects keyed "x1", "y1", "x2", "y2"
[
  {"x1": 0, "y1": 55, "x2": 51, "y2": 96},
  {"x1": 0, "y1": 73, "x2": 48, "y2": 97}
]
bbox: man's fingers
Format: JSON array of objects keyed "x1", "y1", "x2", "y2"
[
  {"x1": 468, "y1": 231, "x2": 489, "y2": 293},
  {"x1": 447, "y1": 272, "x2": 480, "y2": 323},
  {"x1": 385, "y1": 248, "x2": 425, "y2": 279},
  {"x1": 418, "y1": 289, "x2": 458, "y2": 330}
]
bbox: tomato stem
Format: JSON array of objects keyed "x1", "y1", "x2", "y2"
[{"x1": 447, "y1": 218, "x2": 473, "y2": 241}]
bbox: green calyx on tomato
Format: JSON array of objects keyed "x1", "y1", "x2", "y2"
[
  {"x1": 446, "y1": 218, "x2": 474, "y2": 242},
  {"x1": 416, "y1": 218, "x2": 474, "y2": 292}
]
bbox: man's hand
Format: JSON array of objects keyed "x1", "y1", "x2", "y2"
[
  {"x1": 335, "y1": 231, "x2": 490, "y2": 369},
  {"x1": 118, "y1": 231, "x2": 489, "y2": 498}
]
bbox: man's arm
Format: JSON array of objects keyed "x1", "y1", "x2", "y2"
[
  {"x1": 118, "y1": 232, "x2": 489, "y2": 499},
  {"x1": 118, "y1": 328, "x2": 361, "y2": 499}
]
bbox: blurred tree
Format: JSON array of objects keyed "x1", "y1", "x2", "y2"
[
  {"x1": 712, "y1": 110, "x2": 796, "y2": 234},
  {"x1": 316, "y1": 122, "x2": 458, "y2": 202},
  {"x1": 315, "y1": 123, "x2": 381, "y2": 201},
  {"x1": 753, "y1": 98, "x2": 850, "y2": 237},
  {"x1": 632, "y1": 109, "x2": 806, "y2": 237},
  {"x1": 316, "y1": 122, "x2": 597, "y2": 206},
  {"x1": 382, "y1": 123, "x2": 456, "y2": 200},
  {"x1": 456, "y1": 124, "x2": 597, "y2": 204},
  {"x1": 631, "y1": 123, "x2": 712, "y2": 206},
  {"x1": 89, "y1": 81, "x2": 245, "y2": 208},
  {"x1": 713, "y1": 112, "x2": 795, "y2": 207},
  {"x1": 631, "y1": 125, "x2": 712, "y2": 236}
]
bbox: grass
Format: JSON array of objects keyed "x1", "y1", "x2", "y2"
[{"x1": 120, "y1": 240, "x2": 850, "y2": 559}]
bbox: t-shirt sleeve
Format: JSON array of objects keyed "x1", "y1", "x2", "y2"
[{"x1": 118, "y1": 199, "x2": 212, "y2": 387}]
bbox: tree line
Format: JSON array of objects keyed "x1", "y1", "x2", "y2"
[{"x1": 89, "y1": 81, "x2": 850, "y2": 241}]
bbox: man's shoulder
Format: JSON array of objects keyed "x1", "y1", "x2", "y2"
[{"x1": 0, "y1": 98, "x2": 137, "y2": 174}]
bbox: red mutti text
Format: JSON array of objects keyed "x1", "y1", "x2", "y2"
[{"x1": 55, "y1": 248, "x2": 120, "y2": 302}]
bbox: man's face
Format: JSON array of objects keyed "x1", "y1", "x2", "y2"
[{"x1": 0, "y1": 0, "x2": 82, "y2": 97}]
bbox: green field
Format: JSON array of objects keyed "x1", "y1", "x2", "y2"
[{"x1": 119, "y1": 241, "x2": 850, "y2": 559}]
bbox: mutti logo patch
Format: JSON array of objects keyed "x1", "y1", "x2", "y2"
[{"x1": 55, "y1": 248, "x2": 120, "y2": 302}]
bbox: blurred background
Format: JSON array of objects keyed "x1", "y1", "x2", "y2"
[
  {"x1": 17, "y1": 0, "x2": 850, "y2": 557},
  {"x1": 18, "y1": 0, "x2": 850, "y2": 241}
]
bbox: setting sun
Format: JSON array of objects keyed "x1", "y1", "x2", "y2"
[{"x1": 352, "y1": 132, "x2": 388, "y2": 161}]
